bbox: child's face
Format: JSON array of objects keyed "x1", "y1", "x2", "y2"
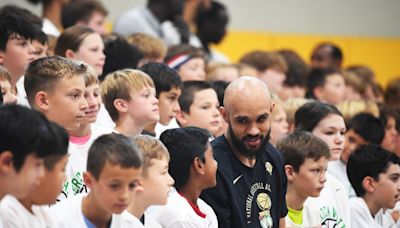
[
  {"x1": 0, "y1": 35, "x2": 34, "y2": 83},
  {"x1": 45, "y1": 76, "x2": 87, "y2": 131},
  {"x1": 127, "y1": 86, "x2": 159, "y2": 125},
  {"x1": 87, "y1": 11, "x2": 107, "y2": 35},
  {"x1": 202, "y1": 144, "x2": 218, "y2": 189},
  {"x1": 212, "y1": 67, "x2": 239, "y2": 82},
  {"x1": 4, "y1": 153, "x2": 44, "y2": 199},
  {"x1": 382, "y1": 116, "x2": 398, "y2": 152},
  {"x1": 31, "y1": 40, "x2": 48, "y2": 61},
  {"x1": 180, "y1": 88, "x2": 221, "y2": 136},
  {"x1": 270, "y1": 108, "x2": 289, "y2": 145},
  {"x1": 258, "y1": 69, "x2": 286, "y2": 94},
  {"x1": 87, "y1": 162, "x2": 142, "y2": 214},
  {"x1": 28, "y1": 155, "x2": 68, "y2": 205},
  {"x1": 83, "y1": 83, "x2": 102, "y2": 124},
  {"x1": 140, "y1": 157, "x2": 174, "y2": 205},
  {"x1": 178, "y1": 58, "x2": 206, "y2": 81},
  {"x1": 320, "y1": 74, "x2": 345, "y2": 105},
  {"x1": 158, "y1": 87, "x2": 181, "y2": 125},
  {"x1": 373, "y1": 163, "x2": 400, "y2": 210},
  {"x1": 72, "y1": 33, "x2": 105, "y2": 76},
  {"x1": 312, "y1": 114, "x2": 346, "y2": 161},
  {"x1": 290, "y1": 157, "x2": 328, "y2": 198},
  {"x1": 341, "y1": 129, "x2": 367, "y2": 163},
  {"x1": 0, "y1": 79, "x2": 17, "y2": 104}
]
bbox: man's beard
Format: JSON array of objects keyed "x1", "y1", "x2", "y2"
[{"x1": 228, "y1": 126, "x2": 271, "y2": 158}]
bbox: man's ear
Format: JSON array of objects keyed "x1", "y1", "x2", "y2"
[
  {"x1": 175, "y1": 110, "x2": 188, "y2": 126},
  {"x1": 192, "y1": 157, "x2": 205, "y2": 175},
  {"x1": 219, "y1": 106, "x2": 229, "y2": 124},
  {"x1": 35, "y1": 91, "x2": 50, "y2": 111},
  {"x1": 113, "y1": 99, "x2": 128, "y2": 113},
  {"x1": 65, "y1": 49, "x2": 76, "y2": 59},
  {"x1": 285, "y1": 165, "x2": 295, "y2": 182},
  {"x1": 270, "y1": 101, "x2": 275, "y2": 113},
  {"x1": 362, "y1": 176, "x2": 375, "y2": 194},
  {"x1": 0, "y1": 151, "x2": 14, "y2": 174}
]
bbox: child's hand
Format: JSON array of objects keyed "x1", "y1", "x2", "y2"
[{"x1": 391, "y1": 210, "x2": 400, "y2": 222}]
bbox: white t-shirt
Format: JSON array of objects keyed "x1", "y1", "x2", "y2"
[
  {"x1": 42, "y1": 18, "x2": 60, "y2": 37},
  {"x1": 62, "y1": 124, "x2": 113, "y2": 199},
  {"x1": 95, "y1": 104, "x2": 115, "y2": 129},
  {"x1": 125, "y1": 211, "x2": 160, "y2": 228},
  {"x1": 50, "y1": 194, "x2": 143, "y2": 227},
  {"x1": 304, "y1": 173, "x2": 351, "y2": 227},
  {"x1": 154, "y1": 118, "x2": 180, "y2": 139},
  {"x1": 285, "y1": 205, "x2": 321, "y2": 228},
  {"x1": 350, "y1": 197, "x2": 384, "y2": 228},
  {"x1": 148, "y1": 189, "x2": 218, "y2": 228},
  {"x1": 16, "y1": 76, "x2": 30, "y2": 107},
  {"x1": 328, "y1": 160, "x2": 356, "y2": 198},
  {"x1": 0, "y1": 195, "x2": 53, "y2": 227}
]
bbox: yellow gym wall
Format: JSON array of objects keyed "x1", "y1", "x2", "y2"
[{"x1": 213, "y1": 30, "x2": 400, "y2": 87}]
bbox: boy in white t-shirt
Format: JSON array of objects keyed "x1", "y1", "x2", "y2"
[
  {"x1": 127, "y1": 135, "x2": 175, "y2": 227},
  {"x1": 0, "y1": 122, "x2": 69, "y2": 227},
  {"x1": 347, "y1": 144, "x2": 400, "y2": 228},
  {"x1": 50, "y1": 133, "x2": 144, "y2": 227},
  {"x1": 277, "y1": 131, "x2": 330, "y2": 228},
  {"x1": 65, "y1": 66, "x2": 113, "y2": 199},
  {"x1": 151, "y1": 127, "x2": 218, "y2": 227},
  {"x1": 101, "y1": 69, "x2": 160, "y2": 137}
]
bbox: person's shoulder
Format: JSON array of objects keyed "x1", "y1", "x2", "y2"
[
  {"x1": 113, "y1": 211, "x2": 145, "y2": 227},
  {"x1": 264, "y1": 143, "x2": 285, "y2": 165},
  {"x1": 49, "y1": 194, "x2": 85, "y2": 221},
  {"x1": 211, "y1": 136, "x2": 230, "y2": 158}
]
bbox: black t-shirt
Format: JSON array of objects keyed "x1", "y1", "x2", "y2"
[{"x1": 201, "y1": 136, "x2": 288, "y2": 228}]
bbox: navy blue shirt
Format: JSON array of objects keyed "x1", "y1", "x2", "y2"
[{"x1": 201, "y1": 136, "x2": 288, "y2": 228}]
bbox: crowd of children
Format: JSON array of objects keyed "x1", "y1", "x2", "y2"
[{"x1": 1, "y1": 0, "x2": 400, "y2": 228}]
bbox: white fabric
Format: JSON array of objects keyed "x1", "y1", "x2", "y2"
[
  {"x1": 0, "y1": 195, "x2": 53, "y2": 227},
  {"x1": 42, "y1": 18, "x2": 61, "y2": 37},
  {"x1": 154, "y1": 118, "x2": 180, "y2": 139},
  {"x1": 350, "y1": 197, "x2": 384, "y2": 228},
  {"x1": 124, "y1": 212, "x2": 159, "y2": 228},
  {"x1": 63, "y1": 124, "x2": 113, "y2": 199},
  {"x1": 148, "y1": 189, "x2": 218, "y2": 228},
  {"x1": 285, "y1": 205, "x2": 321, "y2": 228},
  {"x1": 304, "y1": 173, "x2": 351, "y2": 228},
  {"x1": 375, "y1": 209, "x2": 397, "y2": 228},
  {"x1": 328, "y1": 160, "x2": 356, "y2": 198},
  {"x1": 113, "y1": 6, "x2": 180, "y2": 46},
  {"x1": 50, "y1": 194, "x2": 143, "y2": 227},
  {"x1": 95, "y1": 104, "x2": 115, "y2": 129},
  {"x1": 16, "y1": 76, "x2": 30, "y2": 107}
]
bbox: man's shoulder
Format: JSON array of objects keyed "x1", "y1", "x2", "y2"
[{"x1": 211, "y1": 136, "x2": 231, "y2": 158}]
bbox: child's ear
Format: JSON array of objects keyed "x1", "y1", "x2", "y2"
[
  {"x1": 0, "y1": 50, "x2": 4, "y2": 65},
  {"x1": 219, "y1": 107, "x2": 229, "y2": 124},
  {"x1": 285, "y1": 165, "x2": 295, "y2": 182},
  {"x1": 193, "y1": 157, "x2": 205, "y2": 175},
  {"x1": 313, "y1": 86, "x2": 324, "y2": 101},
  {"x1": 65, "y1": 49, "x2": 76, "y2": 59},
  {"x1": 175, "y1": 110, "x2": 188, "y2": 126},
  {"x1": 83, "y1": 172, "x2": 95, "y2": 189},
  {"x1": 270, "y1": 101, "x2": 275, "y2": 114},
  {"x1": 35, "y1": 91, "x2": 50, "y2": 111},
  {"x1": 0, "y1": 151, "x2": 14, "y2": 174},
  {"x1": 113, "y1": 99, "x2": 128, "y2": 113},
  {"x1": 362, "y1": 176, "x2": 376, "y2": 194}
]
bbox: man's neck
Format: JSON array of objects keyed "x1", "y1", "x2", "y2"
[{"x1": 82, "y1": 194, "x2": 112, "y2": 228}]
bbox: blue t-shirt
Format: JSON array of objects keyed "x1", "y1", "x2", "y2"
[{"x1": 201, "y1": 136, "x2": 288, "y2": 228}]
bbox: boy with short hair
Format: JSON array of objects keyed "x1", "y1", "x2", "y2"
[
  {"x1": 0, "y1": 121, "x2": 69, "y2": 227},
  {"x1": 139, "y1": 62, "x2": 182, "y2": 137},
  {"x1": 101, "y1": 69, "x2": 160, "y2": 137},
  {"x1": 277, "y1": 131, "x2": 331, "y2": 227},
  {"x1": 306, "y1": 67, "x2": 346, "y2": 105},
  {"x1": 24, "y1": 56, "x2": 88, "y2": 131},
  {"x1": 347, "y1": 144, "x2": 400, "y2": 227},
  {"x1": 127, "y1": 135, "x2": 175, "y2": 227},
  {"x1": 176, "y1": 81, "x2": 221, "y2": 137},
  {"x1": 0, "y1": 6, "x2": 37, "y2": 90},
  {"x1": 51, "y1": 133, "x2": 144, "y2": 227},
  {"x1": 149, "y1": 127, "x2": 218, "y2": 227},
  {"x1": 0, "y1": 105, "x2": 55, "y2": 202}
]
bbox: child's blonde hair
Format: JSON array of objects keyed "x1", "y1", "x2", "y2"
[
  {"x1": 206, "y1": 62, "x2": 239, "y2": 82},
  {"x1": 336, "y1": 100, "x2": 379, "y2": 126},
  {"x1": 0, "y1": 66, "x2": 11, "y2": 82},
  {"x1": 84, "y1": 65, "x2": 99, "y2": 87},
  {"x1": 132, "y1": 135, "x2": 170, "y2": 177},
  {"x1": 283, "y1": 97, "x2": 312, "y2": 127},
  {"x1": 24, "y1": 56, "x2": 87, "y2": 106},
  {"x1": 101, "y1": 69, "x2": 154, "y2": 121},
  {"x1": 126, "y1": 33, "x2": 167, "y2": 60}
]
